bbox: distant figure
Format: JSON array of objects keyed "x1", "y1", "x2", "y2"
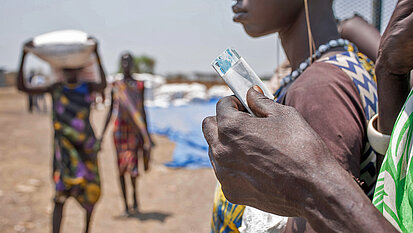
[
  {"x1": 17, "y1": 39, "x2": 107, "y2": 233},
  {"x1": 32, "y1": 74, "x2": 48, "y2": 112},
  {"x1": 103, "y1": 52, "x2": 152, "y2": 215},
  {"x1": 27, "y1": 70, "x2": 36, "y2": 113}
]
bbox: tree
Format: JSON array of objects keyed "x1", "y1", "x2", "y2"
[
  {"x1": 134, "y1": 55, "x2": 156, "y2": 74},
  {"x1": 118, "y1": 54, "x2": 156, "y2": 74}
]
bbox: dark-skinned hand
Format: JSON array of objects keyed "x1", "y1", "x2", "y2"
[
  {"x1": 23, "y1": 39, "x2": 34, "y2": 54},
  {"x1": 202, "y1": 86, "x2": 338, "y2": 217},
  {"x1": 376, "y1": 0, "x2": 413, "y2": 75},
  {"x1": 375, "y1": 0, "x2": 413, "y2": 134}
]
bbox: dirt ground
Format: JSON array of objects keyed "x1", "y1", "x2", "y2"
[{"x1": 0, "y1": 87, "x2": 217, "y2": 233}]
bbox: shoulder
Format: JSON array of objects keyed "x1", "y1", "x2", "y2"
[
  {"x1": 287, "y1": 59, "x2": 359, "y2": 98},
  {"x1": 283, "y1": 55, "x2": 368, "y2": 170}
]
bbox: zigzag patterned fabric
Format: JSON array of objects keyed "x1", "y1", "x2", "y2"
[
  {"x1": 372, "y1": 89, "x2": 413, "y2": 232},
  {"x1": 320, "y1": 45, "x2": 378, "y2": 198}
]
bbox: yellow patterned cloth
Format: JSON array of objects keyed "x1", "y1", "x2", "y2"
[{"x1": 211, "y1": 184, "x2": 245, "y2": 233}]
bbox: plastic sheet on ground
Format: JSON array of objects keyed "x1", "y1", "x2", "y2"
[{"x1": 146, "y1": 99, "x2": 220, "y2": 169}]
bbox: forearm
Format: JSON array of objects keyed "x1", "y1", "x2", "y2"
[
  {"x1": 339, "y1": 16, "x2": 380, "y2": 62},
  {"x1": 94, "y1": 50, "x2": 107, "y2": 91},
  {"x1": 303, "y1": 165, "x2": 397, "y2": 233},
  {"x1": 17, "y1": 52, "x2": 27, "y2": 91},
  {"x1": 141, "y1": 88, "x2": 149, "y2": 129},
  {"x1": 103, "y1": 90, "x2": 115, "y2": 129},
  {"x1": 376, "y1": 67, "x2": 410, "y2": 134}
]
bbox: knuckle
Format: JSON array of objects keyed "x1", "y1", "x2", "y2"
[
  {"x1": 210, "y1": 144, "x2": 226, "y2": 162},
  {"x1": 284, "y1": 105, "x2": 299, "y2": 117},
  {"x1": 219, "y1": 118, "x2": 240, "y2": 136},
  {"x1": 216, "y1": 97, "x2": 230, "y2": 110},
  {"x1": 202, "y1": 116, "x2": 214, "y2": 129}
]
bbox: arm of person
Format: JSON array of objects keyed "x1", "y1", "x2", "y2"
[
  {"x1": 89, "y1": 38, "x2": 107, "y2": 93},
  {"x1": 101, "y1": 88, "x2": 114, "y2": 140},
  {"x1": 338, "y1": 15, "x2": 381, "y2": 62},
  {"x1": 285, "y1": 62, "x2": 366, "y2": 180},
  {"x1": 140, "y1": 82, "x2": 149, "y2": 128},
  {"x1": 17, "y1": 41, "x2": 51, "y2": 94},
  {"x1": 202, "y1": 87, "x2": 398, "y2": 233},
  {"x1": 282, "y1": 62, "x2": 367, "y2": 232},
  {"x1": 139, "y1": 82, "x2": 154, "y2": 145},
  {"x1": 375, "y1": 0, "x2": 413, "y2": 135}
]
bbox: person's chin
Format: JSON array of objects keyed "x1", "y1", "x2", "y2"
[{"x1": 242, "y1": 25, "x2": 273, "y2": 38}]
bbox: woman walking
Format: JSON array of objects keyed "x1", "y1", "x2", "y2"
[
  {"x1": 17, "y1": 39, "x2": 107, "y2": 233},
  {"x1": 103, "y1": 52, "x2": 152, "y2": 215}
]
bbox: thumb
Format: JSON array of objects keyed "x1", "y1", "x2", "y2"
[{"x1": 247, "y1": 86, "x2": 275, "y2": 117}]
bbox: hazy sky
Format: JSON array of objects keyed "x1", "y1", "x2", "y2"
[{"x1": 0, "y1": 0, "x2": 396, "y2": 76}]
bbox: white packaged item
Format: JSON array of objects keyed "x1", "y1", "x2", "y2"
[
  {"x1": 25, "y1": 30, "x2": 96, "y2": 69},
  {"x1": 239, "y1": 207, "x2": 288, "y2": 233},
  {"x1": 212, "y1": 48, "x2": 274, "y2": 115}
]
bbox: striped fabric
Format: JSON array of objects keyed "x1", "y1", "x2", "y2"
[
  {"x1": 373, "y1": 89, "x2": 413, "y2": 232},
  {"x1": 321, "y1": 46, "x2": 378, "y2": 198}
]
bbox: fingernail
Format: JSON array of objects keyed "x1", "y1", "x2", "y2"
[{"x1": 253, "y1": 85, "x2": 264, "y2": 94}]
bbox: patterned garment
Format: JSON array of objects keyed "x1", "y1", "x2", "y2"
[
  {"x1": 113, "y1": 80, "x2": 150, "y2": 177},
  {"x1": 373, "y1": 89, "x2": 413, "y2": 232},
  {"x1": 321, "y1": 44, "x2": 379, "y2": 198},
  {"x1": 211, "y1": 44, "x2": 379, "y2": 232},
  {"x1": 52, "y1": 83, "x2": 100, "y2": 211},
  {"x1": 211, "y1": 184, "x2": 245, "y2": 233}
]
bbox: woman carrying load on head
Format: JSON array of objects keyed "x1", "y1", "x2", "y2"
[
  {"x1": 17, "y1": 38, "x2": 107, "y2": 233},
  {"x1": 102, "y1": 52, "x2": 152, "y2": 216}
]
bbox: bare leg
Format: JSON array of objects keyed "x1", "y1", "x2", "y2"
[
  {"x1": 119, "y1": 175, "x2": 129, "y2": 214},
  {"x1": 143, "y1": 147, "x2": 151, "y2": 171},
  {"x1": 85, "y1": 208, "x2": 94, "y2": 233},
  {"x1": 52, "y1": 202, "x2": 64, "y2": 233},
  {"x1": 131, "y1": 176, "x2": 138, "y2": 212}
]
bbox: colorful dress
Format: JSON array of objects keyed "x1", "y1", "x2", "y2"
[
  {"x1": 52, "y1": 83, "x2": 101, "y2": 211},
  {"x1": 373, "y1": 89, "x2": 413, "y2": 232},
  {"x1": 211, "y1": 44, "x2": 379, "y2": 233},
  {"x1": 112, "y1": 79, "x2": 150, "y2": 177}
]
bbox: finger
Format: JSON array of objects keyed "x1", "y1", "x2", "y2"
[
  {"x1": 202, "y1": 116, "x2": 219, "y2": 147},
  {"x1": 385, "y1": 0, "x2": 413, "y2": 35},
  {"x1": 246, "y1": 86, "x2": 277, "y2": 117},
  {"x1": 208, "y1": 147, "x2": 218, "y2": 172},
  {"x1": 231, "y1": 95, "x2": 247, "y2": 112},
  {"x1": 216, "y1": 96, "x2": 249, "y2": 123}
]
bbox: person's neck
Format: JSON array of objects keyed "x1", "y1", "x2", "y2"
[
  {"x1": 279, "y1": 3, "x2": 341, "y2": 70},
  {"x1": 124, "y1": 73, "x2": 133, "y2": 80}
]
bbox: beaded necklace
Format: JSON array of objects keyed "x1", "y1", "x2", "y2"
[{"x1": 275, "y1": 38, "x2": 349, "y2": 100}]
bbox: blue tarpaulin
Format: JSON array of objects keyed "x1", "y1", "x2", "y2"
[{"x1": 146, "y1": 99, "x2": 219, "y2": 169}]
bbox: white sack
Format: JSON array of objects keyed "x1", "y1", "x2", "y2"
[{"x1": 26, "y1": 30, "x2": 96, "y2": 69}]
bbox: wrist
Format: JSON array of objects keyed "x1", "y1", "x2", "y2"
[
  {"x1": 376, "y1": 64, "x2": 410, "y2": 80},
  {"x1": 302, "y1": 166, "x2": 396, "y2": 233},
  {"x1": 376, "y1": 66, "x2": 411, "y2": 134},
  {"x1": 302, "y1": 166, "x2": 368, "y2": 232}
]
